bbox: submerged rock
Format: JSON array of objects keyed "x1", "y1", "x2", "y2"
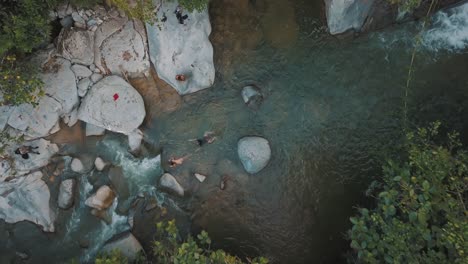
[
  {"x1": 85, "y1": 185, "x2": 115, "y2": 210},
  {"x1": 102, "y1": 232, "x2": 143, "y2": 261},
  {"x1": 241, "y1": 85, "x2": 263, "y2": 108},
  {"x1": 159, "y1": 173, "x2": 184, "y2": 197},
  {"x1": 78, "y1": 76, "x2": 145, "y2": 134},
  {"x1": 325, "y1": 0, "x2": 375, "y2": 35},
  {"x1": 0, "y1": 171, "x2": 55, "y2": 232},
  {"x1": 194, "y1": 173, "x2": 206, "y2": 183},
  {"x1": 146, "y1": 1, "x2": 215, "y2": 94},
  {"x1": 85, "y1": 123, "x2": 106, "y2": 137},
  {"x1": 237, "y1": 136, "x2": 271, "y2": 174},
  {"x1": 58, "y1": 178, "x2": 76, "y2": 209}
]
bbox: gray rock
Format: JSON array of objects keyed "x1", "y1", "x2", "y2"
[
  {"x1": 0, "y1": 105, "x2": 12, "y2": 131},
  {"x1": 58, "y1": 28, "x2": 94, "y2": 65},
  {"x1": 90, "y1": 73, "x2": 103, "y2": 83},
  {"x1": 94, "y1": 157, "x2": 106, "y2": 171},
  {"x1": 78, "y1": 76, "x2": 146, "y2": 135},
  {"x1": 146, "y1": 1, "x2": 215, "y2": 94},
  {"x1": 10, "y1": 138, "x2": 59, "y2": 177},
  {"x1": 93, "y1": 17, "x2": 128, "y2": 73},
  {"x1": 160, "y1": 173, "x2": 184, "y2": 197},
  {"x1": 237, "y1": 136, "x2": 271, "y2": 174},
  {"x1": 241, "y1": 85, "x2": 263, "y2": 108},
  {"x1": 194, "y1": 173, "x2": 206, "y2": 183},
  {"x1": 0, "y1": 171, "x2": 55, "y2": 232},
  {"x1": 71, "y1": 64, "x2": 92, "y2": 79},
  {"x1": 85, "y1": 185, "x2": 115, "y2": 210},
  {"x1": 85, "y1": 123, "x2": 106, "y2": 136},
  {"x1": 60, "y1": 16, "x2": 74, "y2": 28},
  {"x1": 57, "y1": 3, "x2": 73, "y2": 18},
  {"x1": 102, "y1": 232, "x2": 143, "y2": 261},
  {"x1": 58, "y1": 178, "x2": 76, "y2": 209},
  {"x1": 66, "y1": 108, "x2": 79, "y2": 127},
  {"x1": 325, "y1": 0, "x2": 375, "y2": 35},
  {"x1": 72, "y1": 11, "x2": 85, "y2": 24},
  {"x1": 98, "y1": 20, "x2": 149, "y2": 77},
  {"x1": 128, "y1": 129, "x2": 143, "y2": 153},
  {"x1": 71, "y1": 158, "x2": 84, "y2": 172},
  {"x1": 8, "y1": 57, "x2": 78, "y2": 138},
  {"x1": 77, "y1": 78, "x2": 92, "y2": 97}
]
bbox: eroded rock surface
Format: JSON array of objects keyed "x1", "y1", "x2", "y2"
[
  {"x1": 0, "y1": 172, "x2": 55, "y2": 232},
  {"x1": 58, "y1": 178, "x2": 76, "y2": 209}
]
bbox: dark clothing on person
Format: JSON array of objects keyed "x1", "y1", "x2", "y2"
[
  {"x1": 15, "y1": 146, "x2": 39, "y2": 160},
  {"x1": 196, "y1": 138, "x2": 207, "y2": 146},
  {"x1": 174, "y1": 7, "x2": 188, "y2": 24},
  {"x1": 161, "y1": 13, "x2": 167, "y2": 22}
]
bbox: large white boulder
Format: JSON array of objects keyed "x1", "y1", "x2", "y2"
[
  {"x1": 58, "y1": 178, "x2": 76, "y2": 209},
  {"x1": 71, "y1": 158, "x2": 84, "y2": 172},
  {"x1": 0, "y1": 171, "x2": 55, "y2": 232},
  {"x1": 7, "y1": 58, "x2": 78, "y2": 138},
  {"x1": 78, "y1": 76, "x2": 145, "y2": 134},
  {"x1": 325, "y1": 0, "x2": 375, "y2": 35},
  {"x1": 238, "y1": 136, "x2": 271, "y2": 174},
  {"x1": 94, "y1": 157, "x2": 107, "y2": 171},
  {"x1": 85, "y1": 185, "x2": 115, "y2": 210},
  {"x1": 102, "y1": 232, "x2": 144, "y2": 261},
  {"x1": 146, "y1": 2, "x2": 215, "y2": 94},
  {"x1": 99, "y1": 20, "x2": 150, "y2": 77},
  {"x1": 58, "y1": 28, "x2": 94, "y2": 65},
  {"x1": 159, "y1": 173, "x2": 184, "y2": 197},
  {"x1": 10, "y1": 138, "x2": 59, "y2": 177}
]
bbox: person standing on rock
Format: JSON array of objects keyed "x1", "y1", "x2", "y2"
[{"x1": 14, "y1": 145, "x2": 40, "y2": 160}]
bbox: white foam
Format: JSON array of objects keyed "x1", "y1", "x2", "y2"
[{"x1": 423, "y1": 3, "x2": 468, "y2": 51}]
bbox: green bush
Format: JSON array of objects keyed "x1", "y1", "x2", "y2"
[
  {"x1": 95, "y1": 249, "x2": 129, "y2": 264},
  {"x1": 349, "y1": 122, "x2": 468, "y2": 263},
  {"x1": 174, "y1": 0, "x2": 209, "y2": 12}
]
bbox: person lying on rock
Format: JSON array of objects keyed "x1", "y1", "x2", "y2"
[
  {"x1": 175, "y1": 74, "x2": 186, "y2": 81},
  {"x1": 190, "y1": 131, "x2": 217, "y2": 147},
  {"x1": 14, "y1": 145, "x2": 40, "y2": 160},
  {"x1": 174, "y1": 5, "x2": 188, "y2": 24}
]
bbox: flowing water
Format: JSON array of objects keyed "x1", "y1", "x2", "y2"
[{"x1": 1, "y1": 1, "x2": 468, "y2": 263}]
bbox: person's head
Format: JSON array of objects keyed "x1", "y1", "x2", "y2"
[{"x1": 14, "y1": 149, "x2": 20, "y2": 154}]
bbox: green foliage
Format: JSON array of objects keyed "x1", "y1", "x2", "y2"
[
  {"x1": 173, "y1": 0, "x2": 210, "y2": 12},
  {"x1": 153, "y1": 220, "x2": 269, "y2": 264},
  {"x1": 110, "y1": 0, "x2": 158, "y2": 24},
  {"x1": 95, "y1": 249, "x2": 129, "y2": 264},
  {"x1": 349, "y1": 122, "x2": 468, "y2": 264},
  {"x1": 388, "y1": 0, "x2": 422, "y2": 12},
  {"x1": 0, "y1": 0, "x2": 56, "y2": 55},
  {"x1": 0, "y1": 54, "x2": 44, "y2": 106},
  {"x1": 69, "y1": 0, "x2": 101, "y2": 8}
]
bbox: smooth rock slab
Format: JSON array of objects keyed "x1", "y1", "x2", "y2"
[
  {"x1": 237, "y1": 136, "x2": 271, "y2": 174},
  {"x1": 102, "y1": 232, "x2": 143, "y2": 261},
  {"x1": 0, "y1": 171, "x2": 55, "y2": 232},
  {"x1": 94, "y1": 157, "x2": 106, "y2": 171},
  {"x1": 85, "y1": 185, "x2": 115, "y2": 210},
  {"x1": 78, "y1": 76, "x2": 145, "y2": 134},
  {"x1": 11, "y1": 138, "x2": 59, "y2": 177},
  {"x1": 58, "y1": 178, "x2": 76, "y2": 209},
  {"x1": 325, "y1": 0, "x2": 375, "y2": 35},
  {"x1": 160, "y1": 173, "x2": 184, "y2": 197},
  {"x1": 146, "y1": 1, "x2": 215, "y2": 94}
]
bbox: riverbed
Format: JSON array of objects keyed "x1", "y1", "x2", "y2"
[{"x1": 1, "y1": 0, "x2": 468, "y2": 263}]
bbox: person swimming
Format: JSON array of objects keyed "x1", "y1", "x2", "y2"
[
  {"x1": 191, "y1": 131, "x2": 216, "y2": 147},
  {"x1": 168, "y1": 154, "x2": 191, "y2": 168}
]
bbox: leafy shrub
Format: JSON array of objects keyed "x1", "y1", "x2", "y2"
[
  {"x1": 110, "y1": 0, "x2": 158, "y2": 24},
  {"x1": 153, "y1": 220, "x2": 269, "y2": 264},
  {"x1": 349, "y1": 122, "x2": 468, "y2": 263},
  {"x1": 95, "y1": 249, "x2": 129, "y2": 264},
  {"x1": 174, "y1": 0, "x2": 209, "y2": 12},
  {"x1": 0, "y1": 54, "x2": 44, "y2": 106}
]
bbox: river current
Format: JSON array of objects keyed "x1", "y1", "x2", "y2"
[{"x1": 1, "y1": 1, "x2": 467, "y2": 263}]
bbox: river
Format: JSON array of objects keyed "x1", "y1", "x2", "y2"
[{"x1": 1, "y1": 0, "x2": 467, "y2": 263}]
